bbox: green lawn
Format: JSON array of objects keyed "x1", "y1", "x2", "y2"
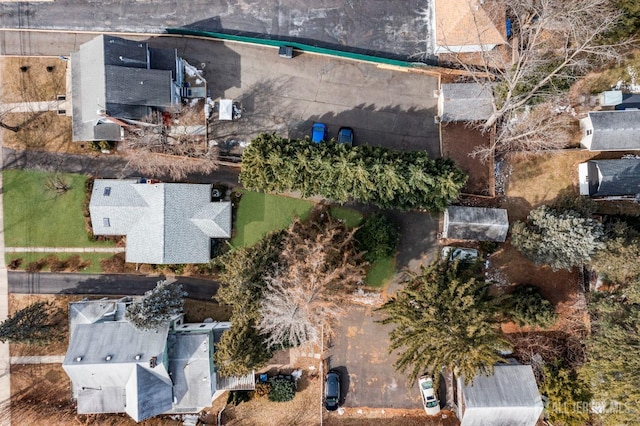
[
  {"x1": 3, "y1": 170, "x2": 114, "y2": 248},
  {"x1": 366, "y1": 256, "x2": 396, "y2": 288},
  {"x1": 5, "y1": 252, "x2": 114, "y2": 273},
  {"x1": 231, "y1": 191, "x2": 315, "y2": 248},
  {"x1": 330, "y1": 206, "x2": 363, "y2": 228}
]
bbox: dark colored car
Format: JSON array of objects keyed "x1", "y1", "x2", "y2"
[
  {"x1": 311, "y1": 122, "x2": 327, "y2": 143},
  {"x1": 337, "y1": 127, "x2": 354, "y2": 145},
  {"x1": 324, "y1": 370, "x2": 341, "y2": 411}
]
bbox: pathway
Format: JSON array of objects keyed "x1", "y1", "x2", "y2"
[
  {"x1": 10, "y1": 356, "x2": 64, "y2": 364},
  {"x1": 0, "y1": 104, "x2": 11, "y2": 425},
  {"x1": 5, "y1": 247, "x2": 125, "y2": 253}
]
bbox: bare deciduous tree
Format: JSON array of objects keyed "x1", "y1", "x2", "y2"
[
  {"x1": 121, "y1": 104, "x2": 218, "y2": 180},
  {"x1": 257, "y1": 211, "x2": 366, "y2": 349},
  {"x1": 435, "y1": 0, "x2": 632, "y2": 160}
]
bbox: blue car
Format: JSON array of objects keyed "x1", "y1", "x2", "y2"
[
  {"x1": 337, "y1": 127, "x2": 354, "y2": 145},
  {"x1": 311, "y1": 122, "x2": 327, "y2": 143}
]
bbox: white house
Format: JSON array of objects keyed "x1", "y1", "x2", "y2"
[
  {"x1": 62, "y1": 298, "x2": 254, "y2": 422},
  {"x1": 579, "y1": 110, "x2": 640, "y2": 151}
]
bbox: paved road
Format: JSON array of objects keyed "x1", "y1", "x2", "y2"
[
  {"x1": 2, "y1": 147, "x2": 241, "y2": 186},
  {"x1": 0, "y1": 1, "x2": 435, "y2": 60},
  {"x1": 8, "y1": 271, "x2": 220, "y2": 300}
]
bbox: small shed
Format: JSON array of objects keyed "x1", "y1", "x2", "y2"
[
  {"x1": 599, "y1": 90, "x2": 624, "y2": 107},
  {"x1": 442, "y1": 206, "x2": 508, "y2": 242},
  {"x1": 578, "y1": 158, "x2": 640, "y2": 197},
  {"x1": 438, "y1": 83, "x2": 494, "y2": 122},
  {"x1": 456, "y1": 364, "x2": 543, "y2": 426}
]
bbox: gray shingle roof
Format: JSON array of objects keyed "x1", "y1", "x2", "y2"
[
  {"x1": 440, "y1": 83, "x2": 494, "y2": 122},
  {"x1": 458, "y1": 364, "x2": 543, "y2": 426},
  {"x1": 90, "y1": 180, "x2": 232, "y2": 264},
  {"x1": 71, "y1": 34, "x2": 179, "y2": 142},
  {"x1": 586, "y1": 158, "x2": 640, "y2": 197},
  {"x1": 443, "y1": 206, "x2": 508, "y2": 242},
  {"x1": 583, "y1": 110, "x2": 640, "y2": 151}
]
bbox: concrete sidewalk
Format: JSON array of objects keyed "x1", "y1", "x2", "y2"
[
  {"x1": 10, "y1": 355, "x2": 64, "y2": 364},
  {"x1": 0, "y1": 101, "x2": 60, "y2": 114},
  {"x1": 5, "y1": 247, "x2": 125, "y2": 253}
]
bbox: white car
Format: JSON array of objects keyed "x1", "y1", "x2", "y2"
[{"x1": 418, "y1": 376, "x2": 441, "y2": 416}]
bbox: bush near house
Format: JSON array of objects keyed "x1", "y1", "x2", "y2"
[
  {"x1": 355, "y1": 213, "x2": 399, "y2": 263},
  {"x1": 268, "y1": 377, "x2": 296, "y2": 402}
]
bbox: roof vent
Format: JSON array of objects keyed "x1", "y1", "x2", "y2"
[
  {"x1": 135, "y1": 354, "x2": 142, "y2": 360},
  {"x1": 75, "y1": 356, "x2": 83, "y2": 362},
  {"x1": 105, "y1": 355, "x2": 112, "y2": 361}
]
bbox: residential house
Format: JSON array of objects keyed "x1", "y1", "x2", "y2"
[
  {"x1": 90, "y1": 179, "x2": 231, "y2": 264},
  {"x1": 455, "y1": 364, "x2": 543, "y2": 426},
  {"x1": 579, "y1": 158, "x2": 640, "y2": 198},
  {"x1": 434, "y1": 0, "x2": 507, "y2": 54},
  {"x1": 442, "y1": 206, "x2": 509, "y2": 242},
  {"x1": 579, "y1": 110, "x2": 640, "y2": 151},
  {"x1": 71, "y1": 34, "x2": 189, "y2": 142},
  {"x1": 63, "y1": 298, "x2": 254, "y2": 422},
  {"x1": 437, "y1": 83, "x2": 494, "y2": 123}
]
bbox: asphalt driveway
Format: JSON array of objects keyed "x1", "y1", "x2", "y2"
[{"x1": 150, "y1": 37, "x2": 441, "y2": 158}]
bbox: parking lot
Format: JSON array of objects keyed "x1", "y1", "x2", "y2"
[{"x1": 151, "y1": 37, "x2": 441, "y2": 158}]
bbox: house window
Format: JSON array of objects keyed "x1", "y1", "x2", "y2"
[
  {"x1": 586, "y1": 129, "x2": 593, "y2": 136},
  {"x1": 103, "y1": 187, "x2": 111, "y2": 196},
  {"x1": 103, "y1": 218, "x2": 110, "y2": 227}
]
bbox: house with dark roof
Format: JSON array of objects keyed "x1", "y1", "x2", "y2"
[
  {"x1": 63, "y1": 298, "x2": 254, "y2": 422},
  {"x1": 434, "y1": 0, "x2": 507, "y2": 54},
  {"x1": 70, "y1": 34, "x2": 189, "y2": 142},
  {"x1": 90, "y1": 179, "x2": 231, "y2": 264},
  {"x1": 437, "y1": 83, "x2": 494, "y2": 122},
  {"x1": 579, "y1": 158, "x2": 640, "y2": 198},
  {"x1": 455, "y1": 364, "x2": 543, "y2": 426},
  {"x1": 579, "y1": 110, "x2": 640, "y2": 151},
  {"x1": 442, "y1": 206, "x2": 509, "y2": 242}
]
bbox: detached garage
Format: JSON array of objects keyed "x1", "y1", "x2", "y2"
[{"x1": 442, "y1": 206, "x2": 509, "y2": 242}]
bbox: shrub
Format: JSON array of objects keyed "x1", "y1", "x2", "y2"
[
  {"x1": 541, "y1": 363, "x2": 591, "y2": 426},
  {"x1": 268, "y1": 377, "x2": 296, "y2": 402},
  {"x1": 227, "y1": 390, "x2": 252, "y2": 406},
  {"x1": 254, "y1": 382, "x2": 271, "y2": 398},
  {"x1": 49, "y1": 256, "x2": 68, "y2": 273},
  {"x1": 100, "y1": 253, "x2": 126, "y2": 273},
  {"x1": 8, "y1": 258, "x2": 23, "y2": 270},
  {"x1": 355, "y1": 214, "x2": 399, "y2": 263},
  {"x1": 67, "y1": 255, "x2": 90, "y2": 272},
  {"x1": 503, "y1": 285, "x2": 557, "y2": 328}
]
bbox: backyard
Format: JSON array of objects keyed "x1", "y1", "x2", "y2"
[{"x1": 231, "y1": 190, "x2": 395, "y2": 288}]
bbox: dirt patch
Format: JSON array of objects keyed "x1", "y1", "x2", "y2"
[
  {"x1": 441, "y1": 122, "x2": 493, "y2": 196},
  {"x1": 0, "y1": 56, "x2": 91, "y2": 154},
  {"x1": 183, "y1": 298, "x2": 232, "y2": 323}
]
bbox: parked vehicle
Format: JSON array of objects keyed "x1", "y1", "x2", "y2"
[
  {"x1": 418, "y1": 376, "x2": 441, "y2": 416},
  {"x1": 441, "y1": 246, "x2": 479, "y2": 262},
  {"x1": 324, "y1": 370, "x2": 341, "y2": 411},
  {"x1": 311, "y1": 122, "x2": 327, "y2": 143},
  {"x1": 337, "y1": 127, "x2": 354, "y2": 145}
]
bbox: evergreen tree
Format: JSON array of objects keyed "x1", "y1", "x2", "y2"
[
  {"x1": 511, "y1": 205, "x2": 604, "y2": 271},
  {"x1": 540, "y1": 362, "x2": 591, "y2": 426},
  {"x1": 239, "y1": 133, "x2": 467, "y2": 212},
  {"x1": 0, "y1": 302, "x2": 63, "y2": 345},
  {"x1": 125, "y1": 280, "x2": 186, "y2": 330},
  {"x1": 581, "y1": 295, "x2": 640, "y2": 424},
  {"x1": 591, "y1": 221, "x2": 640, "y2": 285},
  {"x1": 379, "y1": 260, "x2": 510, "y2": 384},
  {"x1": 503, "y1": 285, "x2": 557, "y2": 328}
]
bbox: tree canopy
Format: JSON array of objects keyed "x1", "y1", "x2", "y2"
[
  {"x1": 511, "y1": 205, "x2": 605, "y2": 271},
  {"x1": 581, "y1": 295, "x2": 640, "y2": 424},
  {"x1": 125, "y1": 280, "x2": 186, "y2": 330},
  {"x1": 0, "y1": 302, "x2": 63, "y2": 345},
  {"x1": 240, "y1": 133, "x2": 467, "y2": 212},
  {"x1": 379, "y1": 259, "x2": 510, "y2": 384}
]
